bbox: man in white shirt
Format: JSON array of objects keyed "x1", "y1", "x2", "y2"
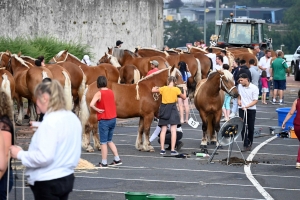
[
  {"x1": 238, "y1": 73, "x2": 259, "y2": 152},
  {"x1": 258, "y1": 50, "x2": 272, "y2": 99},
  {"x1": 220, "y1": 50, "x2": 229, "y2": 65},
  {"x1": 205, "y1": 48, "x2": 217, "y2": 71}
]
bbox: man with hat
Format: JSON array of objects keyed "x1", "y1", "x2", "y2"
[
  {"x1": 237, "y1": 73, "x2": 259, "y2": 152},
  {"x1": 115, "y1": 40, "x2": 123, "y2": 48},
  {"x1": 147, "y1": 60, "x2": 159, "y2": 76}
]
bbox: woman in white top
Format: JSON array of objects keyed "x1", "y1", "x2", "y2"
[{"x1": 10, "y1": 79, "x2": 82, "y2": 200}]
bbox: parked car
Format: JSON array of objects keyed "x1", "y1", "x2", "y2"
[{"x1": 291, "y1": 46, "x2": 300, "y2": 81}]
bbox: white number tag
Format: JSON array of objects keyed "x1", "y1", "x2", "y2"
[{"x1": 188, "y1": 117, "x2": 199, "y2": 128}]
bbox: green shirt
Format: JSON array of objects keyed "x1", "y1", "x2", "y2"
[{"x1": 271, "y1": 57, "x2": 288, "y2": 80}]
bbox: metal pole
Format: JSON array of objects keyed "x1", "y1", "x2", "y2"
[
  {"x1": 215, "y1": 0, "x2": 220, "y2": 35},
  {"x1": 204, "y1": 0, "x2": 206, "y2": 44}
]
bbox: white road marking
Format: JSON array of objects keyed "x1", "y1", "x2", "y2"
[{"x1": 244, "y1": 135, "x2": 277, "y2": 200}]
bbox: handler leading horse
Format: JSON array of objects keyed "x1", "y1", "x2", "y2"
[
  {"x1": 80, "y1": 67, "x2": 185, "y2": 152},
  {"x1": 194, "y1": 70, "x2": 239, "y2": 151}
]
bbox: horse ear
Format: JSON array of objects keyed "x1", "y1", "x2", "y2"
[
  {"x1": 134, "y1": 48, "x2": 138, "y2": 53},
  {"x1": 65, "y1": 49, "x2": 68, "y2": 52},
  {"x1": 6, "y1": 50, "x2": 11, "y2": 55},
  {"x1": 17, "y1": 52, "x2": 22, "y2": 57}
]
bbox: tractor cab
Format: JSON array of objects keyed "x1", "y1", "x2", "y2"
[{"x1": 216, "y1": 15, "x2": 271, "y2": 50}]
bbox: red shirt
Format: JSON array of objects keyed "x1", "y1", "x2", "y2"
[
  {"x1": 96, "y1": 89, "x2": 117, "y2": 120},
  {"x1": 146, "y1": 68, "x2": 159, "y2": 76}
]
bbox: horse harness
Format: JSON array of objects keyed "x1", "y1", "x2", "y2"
[{"x1": 219, "y1": 74, "x2": 236, "y2": 94}]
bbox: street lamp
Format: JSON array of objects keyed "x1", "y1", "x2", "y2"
[{"x1": 280, "y1": 44, "x2": 285, "y2": 51}]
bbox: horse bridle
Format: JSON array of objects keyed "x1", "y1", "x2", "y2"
[
  {"x1": 219, "y1": 74, "x2": 236, "y2": 95},
  {"x1": 51, "y1": 53, "x2": 68, "y2": 63}
]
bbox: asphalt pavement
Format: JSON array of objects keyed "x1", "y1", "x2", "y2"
[{"x1": 11, "y1": 76, "x2": 299, "y2": 200}]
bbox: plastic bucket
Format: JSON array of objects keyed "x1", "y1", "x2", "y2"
[
  {"x1": 125, "y1": 192, "x2": 149, "y2": 200},
  {"x1": 146, "y1": 195, "x2": 175, "y2": 200},
  {"x1": 276, "y1": 107, "x2": 296, "y2": 131}
]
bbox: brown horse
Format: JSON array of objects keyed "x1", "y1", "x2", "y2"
[
  {"x1": 194, "y1": 70, "x2": 239, "y2": 150},
  {"x1": 97, "y1": 53, "x2": 140, "y2": 84},
  {"x1": 4, "y1": 53, "x2": 53, "y2": 124},
  {"x1": 102, "y1": 48, "x2": 170, "y2": 78},
  {"x1": 79, "y1": 67, "x2": 185, "y2": 152},
  {"x1": 134, "y1": 48, "x2": 203, "y2": 97},
  {"x1": 21, "y1": 56, "x2": 73, "y2": 110},
  {"x1": 49, "y1": 50, "x2": 119, "y2": 84}
]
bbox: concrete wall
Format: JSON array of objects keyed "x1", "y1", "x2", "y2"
[{"x1": 0, "y1": 0, "x2": 164, "y2": 62}]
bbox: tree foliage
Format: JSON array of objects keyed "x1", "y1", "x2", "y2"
[
  {"x1": 168, "y1": 0, "x2": 184, "y2": 13},
  {"x1": 164, "y1": 18, "x2": 203, "y2": 48}
]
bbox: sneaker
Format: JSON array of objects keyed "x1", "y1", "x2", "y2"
[
  {"x1": 171, "y1": 150, "x2": 179, "y2": 156},
  {"x1": 108, "y1": 160, "x2": 122, "y2": 167},
  {"x1": 160, "y1": 150, "x2": 166, "y2": 155},
  {"x1": 99, "y1": 163, "x2": 108, "y2": 168},
  {"x1": 229, "y1": 113, "x2": 236, "y2": 118},
  {"x1": 220, "y1": 117, "x2": 226, "y2": 122},
  {"x1": 296, "y1": 162, "x2": 300, "y2": 169},
  {"x1": 176, "y1": 142, "x2": 184, "y2": 151}
]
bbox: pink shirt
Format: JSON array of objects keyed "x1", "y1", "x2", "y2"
[{"x1": 261, "y1": 77, "x2": 268, "y2": 88}]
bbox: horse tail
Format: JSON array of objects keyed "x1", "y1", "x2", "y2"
[
  {"x1": 195, "y1": 58, "x2": 202, "y2": 82},
  {"x1": 133, "y1": 69, "x2": 140, "y2": 83},
  {"x1": 1, "y1": 73, "x2": 12, "y2": 99},
  {"x1": 79, "y1": 86, "x2": 90, "y2": 138},
  {"x1": 62, "y1": 71, "x2": 72, "y2": 110},
  {"x1": 78, "y1": 66, "x2": 86, "y2": 100},
  {"x1": 207, "y1": 114, "x2": 214, "y2": 142}
]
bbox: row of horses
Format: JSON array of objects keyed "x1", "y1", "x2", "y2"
[{"x1": 0, "y1": 46, "x2": 262, "y2": 152}]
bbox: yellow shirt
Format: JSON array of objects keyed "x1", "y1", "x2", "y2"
[{"x1": 159, "y1": 86, "x2": 181, "y2": 104}]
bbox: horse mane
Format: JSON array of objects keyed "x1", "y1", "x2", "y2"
[
  {"x1": 0, "y1": 52, "x2": 10, "y2": 63},
  {"x1": 56, "y1": 50, "x2": 65, "y2": 58},
  {"x1": 20, "y1": 55, "x2": 35, "y2": 61},
  {"x1": 136, "y1": 68, "x2": 169, "y2": 84},
  {"x1": 63, "y1": 51, "x2": 82, "y2": 62},
  {"x1": 12, "y1": 54, "x2": 30, "y2": 68},
  {"x1": 208, "y1": 70, "x2": 233, "y2": 81},
  {"x1": 139, "y1": 48, "x2": 165, "y2": 54}
]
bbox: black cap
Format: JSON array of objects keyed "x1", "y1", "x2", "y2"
[{"x1": 116, "y1": 40, "x2": 123, "y2": 46}]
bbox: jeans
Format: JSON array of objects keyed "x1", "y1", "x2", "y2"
[
  {"x1": 98, "y1": 118, "x2": 116, "y2": 144},
  {"x1": 0, "y1": 169, "x2": 13, "y2": 200},
  {"x1": 231, "y1": 98, "x2": 238, "y2": 114},
  {"x1": 239, "y1": 109, "x2": 256, "y2": 147},
  {"x1": 30, "y1": 174, "x2": 75, "y2": 200}
]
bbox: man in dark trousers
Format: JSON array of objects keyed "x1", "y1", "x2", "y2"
[{"x1": 237, "y1": 73, "x2": 259, "y2": 152}]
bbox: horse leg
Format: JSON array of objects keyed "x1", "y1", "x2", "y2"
[
  {"x1": 72, "y1": 93, "x2": 80, "y2": 116},
  {"x1": 135, "y1": 117, "x2": 144, "y2": 151},
  {"x1": 28, "y1": 100, "x2": 37, "y2": 122},
  {"x1": 82, "y1": 116, "x2": 94, "y2": 152},
  {"x1": 92, "y1": 122, "x2": 101, "y2": 151},
  {"x1": 15, "y1": 95, "x2": 23, "y2": 126},
  {"x1": 199, "y1": 111, "x2": 208, "y2": 149},
  {"x1": 141, "y1": 115, "x2": 155, "y2": 152}
]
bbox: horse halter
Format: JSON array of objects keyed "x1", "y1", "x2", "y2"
[
  {"x1": 51, "y1": 52, "x2": 68, "y2": 63},
  {"x1": 219, "y1": 74, "x2": 236, "y2": 95}
]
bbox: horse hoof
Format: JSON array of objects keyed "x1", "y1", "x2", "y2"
[
  {"x1": 200, "y1": 145, "x2": 207, "y2": 149},
  {"x1": 210, "y1": 141, "x2": 216, "y2": 145},
  {"x1": 200, "y1": 148, "x2": 208, "y2": 154},
  {"x1": 86, "y1": 145, "x2": 94, "y2": 152}
]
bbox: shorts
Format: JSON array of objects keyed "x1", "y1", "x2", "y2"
[
  {"x1": 222, "y1": 93, "x2": 231, "y2": 110},
  {"x1": 261, "y1": 88, "x2": 269, "y2": 93},
  {"x1": 273, "y1": 80, "x2": 286, "y2": 90},
  {"x1": 98, "y1": 118, "x2": 116, "y2": 144}
]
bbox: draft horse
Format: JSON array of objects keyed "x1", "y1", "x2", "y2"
[
  {"x1": 194, "y1": 70, "x2": 239, "y2": 151},
  {"x1": 80, "y1": 67, "x2": 185, "y2": 152}
]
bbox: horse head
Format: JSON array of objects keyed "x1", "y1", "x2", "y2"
[
  {"x1": 169, "y1": 65, "x2": 185, "y2": 86},
  {"x1": 218, "y1": 70, "x2": 239, "y2": 98},
  {"x1": 98, "y1": 52, "x2": 110, "y2": 64},
  {"x1": 49, "y1": 50, "x2": 68, "y2": 64}
]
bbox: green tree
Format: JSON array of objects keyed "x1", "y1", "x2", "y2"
[
  {"x1": 164, "y1": 18, "x2": 203, "y2": 48},
  {"x1": 168, "y1": 0, "x2": 184, "y2": 13}
]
